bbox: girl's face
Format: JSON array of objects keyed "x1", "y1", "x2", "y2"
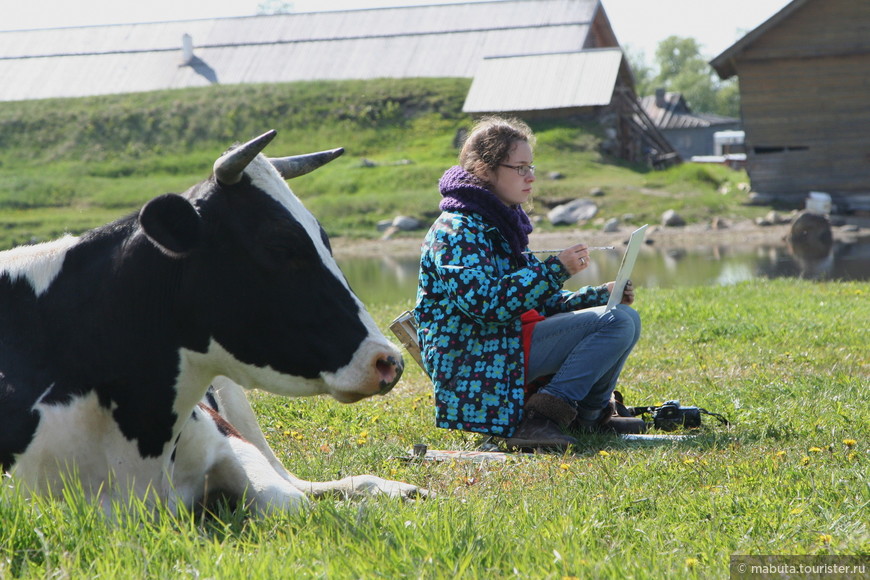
[{"x1": 488, "y1": 140, "x2": 535, "y2": 206}]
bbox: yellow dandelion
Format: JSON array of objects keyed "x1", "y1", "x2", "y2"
[
  {"x1": 560, "y1": 463, "x2": 570, "y2": 470},
  {"x1": 843, "y1": 439, "x2": 856, "y2": 447},
  {"x1": 818, "y1": 534, "x2": 832, "y2": 545},
  {"x1": 683, "y1": 458, "x2": 695, "y2": 465},
  {"x1": 685, "y1": 558, "x2": 699, "y2": 568},
  {"x1": 359, "y1": 430, "x2": 369, "y2": 438},
  {"x1": 801, "y1": 456, "x2": 810, "y2": 465},
  {"x1": 808, "y1": 446, "x2": 822, "y2": 453},
  {"x1": 775, "y1": 450, "x2": 787, "y2": 457},
  {"x1": 598, "y1": 450, "x2": 610, "y2": 457},
  {"x1": 283, "y1": 430, "x2": 291, "y2": 437}
]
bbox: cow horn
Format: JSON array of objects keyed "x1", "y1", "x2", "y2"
[
  {"x1": 269, "y1": 147, "x2": 345, "y2": 179},
  {"x1": 213, "y1": 130, "x2": 278, "y2": 185}
]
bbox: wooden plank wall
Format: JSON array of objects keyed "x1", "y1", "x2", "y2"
[{"x1": 734, "y1": 0, "x2": 870, "y2": 203}]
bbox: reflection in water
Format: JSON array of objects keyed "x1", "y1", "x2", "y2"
[{"x1": 338, "y1": 241, "x2": 870, "y2": 306}]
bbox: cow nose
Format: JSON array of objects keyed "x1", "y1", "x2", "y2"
[{"x1": 376, "y1": 354, "x2": 404, "y2": 394}]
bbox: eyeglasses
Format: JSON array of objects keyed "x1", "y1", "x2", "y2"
[{"x1": 500, "y1": 163, "x2": 536, "y2": 177}]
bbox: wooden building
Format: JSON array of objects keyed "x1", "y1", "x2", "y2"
[
  {"x1": 463, "y1": 50, "x2": 678, "y2": 167},
  {"x1": 0, "y1": 0, "x2": 674, "y2": 167},
  {"x1": 639, "y1": 89, "x2": 741, "y2": 160},
  {"x1": 710, "y1": 0, "x2": 870, "y2": 212}
]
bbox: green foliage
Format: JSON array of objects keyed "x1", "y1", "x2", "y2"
[
  {"x1": 1, "y1": 281, "x2": 867, "y2": 578},
  {"x1": 630, "y1": 35, "x2": 740, "y2": 117}
]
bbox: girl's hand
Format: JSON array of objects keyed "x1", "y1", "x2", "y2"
[
  {"x1": 557, "y1": 244, "x2": 590, "y2": 276},
  {"x1": 605, "y1": 280, "x2": 635, "y2": 305}
]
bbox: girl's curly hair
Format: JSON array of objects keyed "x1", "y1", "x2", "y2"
[{"x1": 459, "y1": 116, "x2": 535, "y2": 182}]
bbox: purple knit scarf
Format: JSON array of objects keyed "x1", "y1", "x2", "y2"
[{"x1": 438, "y1": 165, "x2": 533, "y2": 263}]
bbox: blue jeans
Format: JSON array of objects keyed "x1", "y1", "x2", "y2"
[{"x1": 526, "y1": 305, "x2": 641, "y2": 422}]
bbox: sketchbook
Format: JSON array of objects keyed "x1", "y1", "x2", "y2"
[{"x1": 604, "y1": 224, "x2": 648, "y2": 312}]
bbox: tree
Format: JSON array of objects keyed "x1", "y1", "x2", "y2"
[{"x1": 630, "y1": 36, "x2": 740, "y2": 117}]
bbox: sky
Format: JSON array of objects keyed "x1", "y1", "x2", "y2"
[{"x1": 1, "y1": 0, "x2": 792, "y2": 60}]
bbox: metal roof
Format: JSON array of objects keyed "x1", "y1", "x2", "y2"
[
  {"x1": 0, "y1": 0, "x2": 607, "y2": 102},
  {"x1": 463, "y1": 48, "x2": 623, "y2": 113},
  {"x1": 639, "y1": 92, "x2": 738, "y2": 130}
]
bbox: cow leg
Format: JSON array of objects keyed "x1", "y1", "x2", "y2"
[
  {"x1": 288, "y1": 474, "x2": 428, "y2": 500},
  {"x1": 172, "y1": 402, "x2": 310, "y2": 514},
  {"x1": 207, "y1": 377, "x2": 428, "y2": 501}
]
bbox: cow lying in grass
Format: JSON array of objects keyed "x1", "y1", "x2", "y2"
[{"x1": 0, "y1": 130, "x2": 424, "y2": 514}]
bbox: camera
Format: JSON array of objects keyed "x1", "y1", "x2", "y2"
[{"x1": 651, "y1": 400, "x2": 702, "y2": 431}]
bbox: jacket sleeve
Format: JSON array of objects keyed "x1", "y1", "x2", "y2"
[
  {"x1": 426, "y1": 214, "x2": 568, "y2": 325},
  {"x1": 519, "y1": 252, "x2": 610, "y2": 314},
  {"x1": 538, "y1": 284, "x2": 611, "y2": 314}
]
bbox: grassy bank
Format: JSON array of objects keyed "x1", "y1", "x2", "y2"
[
  {"x1": 0, "y1": 79, "x2": 761, "y2": 249},
  {"x1": 2, "y1": 280, "x2": 867, "y2": 579}
]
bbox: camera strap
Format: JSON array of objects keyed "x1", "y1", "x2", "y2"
[{"x1": 696, "y1": 408, "x2": 730, "y2": 427}]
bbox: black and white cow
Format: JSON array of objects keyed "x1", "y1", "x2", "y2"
[{"x1": 0, "y1": 130, "x2": 424, "y2": 514}]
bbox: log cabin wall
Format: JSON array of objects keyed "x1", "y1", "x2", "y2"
[{"x1": 712, "y1": 0, "x2": 870, "y2": 211}]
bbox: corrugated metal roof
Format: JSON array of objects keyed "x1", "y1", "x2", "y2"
[
  {"x1": 462, "y1": 48, "x2": 622, "y2": 113},
  {"x1": 0, "y1": 0, "x2": 605, "y2": 102},
  {"x1": 639, "y1": 92, "x2": 738, "y2": 130}
]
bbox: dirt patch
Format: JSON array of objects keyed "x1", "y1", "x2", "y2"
[{"x1": 332, "y1": 218, "x2": 867, "y2": 258}]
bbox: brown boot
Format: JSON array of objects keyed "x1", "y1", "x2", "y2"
[{"x1": 505, "y1": 393, "x2": 578, "y2": 451}]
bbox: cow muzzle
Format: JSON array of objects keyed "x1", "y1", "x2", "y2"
[
  {"x1": 327, "y1": 346, "x2": 405, "y2": 404},
  {"x1": 375, "y1": 354, "x2": 404, "y2": 395}
]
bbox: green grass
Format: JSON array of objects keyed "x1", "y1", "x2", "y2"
[
  {"x1": 2, "y1": 281, "x2": 867, "y2": 579},
  {"x1": 0, "y1": 78, "x2": 765, "y2": 248}
]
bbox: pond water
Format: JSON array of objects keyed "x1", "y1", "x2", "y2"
[{"x1": 337, "y1": 240, "x2": 870, "y2": 306}]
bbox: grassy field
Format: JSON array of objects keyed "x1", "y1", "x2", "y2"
[
  {"x1": 0, "y1": 78, "x2": 765, "y2": 249},
  {"x1": 1, "y1": 78, "x2": 865, "y2": 578},
  {"x1": 2, "y1": 280, "x2": 867, "y2": 579}
]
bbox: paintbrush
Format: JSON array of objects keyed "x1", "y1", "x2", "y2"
[{"x1": 522, "y1": 246, "x2": 615, "y2": 254}]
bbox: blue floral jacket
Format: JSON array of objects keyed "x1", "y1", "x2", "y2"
[{"x1": 414, "y1": 210, "x2": 610, "y2": 437}]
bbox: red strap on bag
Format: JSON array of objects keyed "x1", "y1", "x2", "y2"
[{"x1": 521, "y1": 309, "x2": 548, "y2": 394}]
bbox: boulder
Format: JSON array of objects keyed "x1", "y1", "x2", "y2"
[
  {"x1": 603, "y1": 218, "x2": 620, "y2": 233},
  {"x1": 377, "y1": 215, "x2": 421, "y2": 233},
  {"x1": 391, "y1": 215, "x2": 421, "y2": 231},
  {"x1": 787, "y1": 211, "x2": 833, "y2": 260},
  {"x1": 661, "y1": 209, "x2": 686, "y2": 227},
  {"x1": 547, "y1": 199, "x2": 598, "y2": 226}
]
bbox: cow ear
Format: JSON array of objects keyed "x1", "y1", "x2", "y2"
[{"x1": 139, "y1": 194, "x2": 202, "y2": 257}]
